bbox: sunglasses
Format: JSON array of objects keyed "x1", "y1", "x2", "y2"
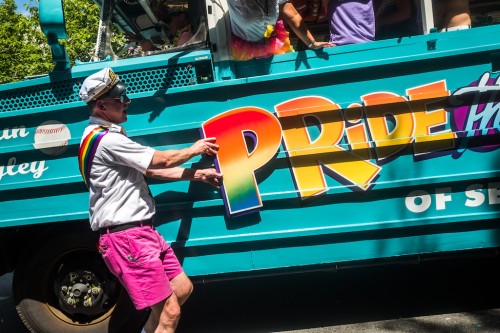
[{"x1": 104, "y1": 92, "x2": 129, "y2": 104}]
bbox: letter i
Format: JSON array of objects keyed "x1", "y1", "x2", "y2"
[{"x1": 344, "y1": 104, "x2": 372, "y2": 160}]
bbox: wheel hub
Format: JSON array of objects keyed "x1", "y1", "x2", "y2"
[{"x1": 57, "y1": 269, "x2": 106, "y2": 317}]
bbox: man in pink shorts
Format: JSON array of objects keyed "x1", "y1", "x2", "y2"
[{"x1": 78, "y1": 67, "x2": 222, "y2": 332}]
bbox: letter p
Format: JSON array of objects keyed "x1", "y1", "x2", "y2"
[{"x1": 202, "y1": 107, "x2": 282, "y2": 216}]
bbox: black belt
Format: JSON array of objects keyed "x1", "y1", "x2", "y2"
[{"x1": 99, "y1": 219, "x2": 153, "y2": 234}]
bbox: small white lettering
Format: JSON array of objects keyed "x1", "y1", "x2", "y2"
[
  {"x1": 488, "y1": 182, "x2": 500, "y2": 204},
  {"x1": 465, "y1": 184, "x2": 485, "y2": 207},
  {"x1": 435, "y1": 187, "x2": 452, "y2": 210},
  {"x1": 0, "y1": 157, "x2": 48, "y2": 182},
  {"x1": 407, "y1": 182, "x2": 500, "y2": 213},
  {"x1": 0, "y1": 127, "x2": 29, "y2": 141},
  {"x1": 451, "y1": 72, "x2": 500, "y2": 98},
  {"x1": 405, "y1": 190, "x2": 432, "y2": 213}
]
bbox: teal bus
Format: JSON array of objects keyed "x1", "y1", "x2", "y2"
[{"x1": 1, "y1": 0, "x2": 499, "y2": 331}]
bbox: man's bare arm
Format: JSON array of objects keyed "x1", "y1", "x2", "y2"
[
  {"x1": 145, "y1": 167, "x2": 223, "y2": 188},
  {"x1": 148, "y1": 137, "x2": 219, "y2": 169}
]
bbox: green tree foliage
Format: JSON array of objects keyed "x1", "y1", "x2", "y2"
[
  {"x1": 0, "y1": 0, "x2": 51, "y2": 83},
  {"x1": 62, "y1": 0, "x2": 125, "y2": 64},
  {"x1": 0, "y1": 0, "x2": 125, "y2": 84}
]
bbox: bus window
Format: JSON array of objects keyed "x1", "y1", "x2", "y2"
[
  {"x1": 217, "y1": 0, "x2": 500, "y2": 63},
  {"x1": 290, "y1": 0, "x2": 499, "y2": 45},
  {"x1": 469, "y1": 0, "x2": 500, "y2": 27},
  {"x1": 433, "y1": 0, "x2": 500, "y2": 32},
  {"x1": 112, "y1": 0, "x2": 208, "y2": 57},
  {"x1": 373, "y1": 0, "x2": 421, "y2": 40}
]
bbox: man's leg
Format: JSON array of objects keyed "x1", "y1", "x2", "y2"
[
  {"x1": 170, "y1": 272, "x2": 193, "y2": 305},
  {"x1": 143, "y1": 232, "x2": 193, "y2": 333},
  {"x1": 143, "y1": 272, "x2": 193, "y2": 333},
  {"x1": 144, "y1": 292, "x2": 181, "y2": 333},
  {"x1": 143, "y1": 310, "x2": 156, "y2": 333}
]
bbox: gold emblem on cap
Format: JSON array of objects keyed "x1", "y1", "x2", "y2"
[
  {"x1": 91, "y1": 68, "x2": 120, "y2": 101},
  {"x1": 108, "y1": 68, "x2": 117, "y2": 84}
]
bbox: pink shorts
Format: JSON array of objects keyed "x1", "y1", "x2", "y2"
[{"x1": 98, "y1": 224, "x2": 183, "y2": 310}]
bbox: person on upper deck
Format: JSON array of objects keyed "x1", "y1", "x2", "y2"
[
  {"x1": 163, "y1": 10, "x2": 194, "y2": 47},
  {"x1": 321, "y1": 0, "x2": 375, "y2": 45},
  {"x1": 228, "y1": 0, "x2": 334, "y2": 61},
  {"x1": 433, "y1": 0, "x2": 471, "y2": 32},
  {"x1": 374, "y1": 0, "x2": 420, "y2": 40}
]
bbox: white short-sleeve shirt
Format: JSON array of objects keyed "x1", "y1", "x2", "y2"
[{"x1": 81, "y1": 117, "x2": 156, "y2": 231}]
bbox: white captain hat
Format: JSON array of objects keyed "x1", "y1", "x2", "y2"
[{"x1": 79, "y1": 67, "x2": 127, "y2": 103}]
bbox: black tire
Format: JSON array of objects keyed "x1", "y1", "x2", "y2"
[{"x1": 12, "y1": 230, "x2": 148, "y2": 333}]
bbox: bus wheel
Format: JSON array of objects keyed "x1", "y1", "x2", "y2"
[{"x1": 12, "y1": 230, "x2": 148, "y2": 333}]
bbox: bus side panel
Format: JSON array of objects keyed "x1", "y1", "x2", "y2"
[
  {"x1": 1, "y1": 27, "x2": 500, "y2": 279},
  {"x1": 164, "y1": 27, "x2": 500, "y2": 277}
]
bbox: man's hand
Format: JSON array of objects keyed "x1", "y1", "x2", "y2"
[
  {"x1": 191, "y1": 137, "x2": 219, "y2": 156},
  {"x1": 196, "y1": 168, "x2": 223, "y2": 188},
  {"x1": 149, "y1": 137, "x2": 220, "y2": 170}
]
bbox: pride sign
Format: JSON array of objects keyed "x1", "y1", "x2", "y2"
[{"x1": 202, "y1": 75, "x2": 499, "y2": 217}]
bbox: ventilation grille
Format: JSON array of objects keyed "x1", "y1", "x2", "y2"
[{"x1": 0, "y1": 64, "x2": 199, "y2": 113}]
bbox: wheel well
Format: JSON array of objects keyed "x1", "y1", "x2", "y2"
[{"x1": 0, "y1": 220, "x2": 92, "y2": 276}]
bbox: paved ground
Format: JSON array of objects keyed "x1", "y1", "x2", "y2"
[{"x1": 2, "y1": 254, "x2": 500, "y2": 332}]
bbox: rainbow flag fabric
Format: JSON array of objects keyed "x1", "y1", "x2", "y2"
[{"x1": 78, "y1": 126, "x2": 109, "y2": 188}]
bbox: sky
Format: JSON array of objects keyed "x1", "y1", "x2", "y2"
[{"x1": 14, "y1": 0, "x2": 33, "y2": 15}]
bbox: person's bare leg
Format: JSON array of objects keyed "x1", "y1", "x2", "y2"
[
  {"x1": 143, "y1": 311, "x2": 157, "y2": 333},
  {"x1": 143, "y1": 272, "x2": 192, "y2": 333},
  {"x1": 170, "y1": 272, "x2": 193, "y2": 305},
  {"x1": 143, "y1": 293, "x2": 181, "y2": 333}
]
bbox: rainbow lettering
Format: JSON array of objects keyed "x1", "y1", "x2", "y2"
[{"x1": 202, "y1": 74, "x2": 499, "y2": 216}]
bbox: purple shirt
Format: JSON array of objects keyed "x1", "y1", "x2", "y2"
[{"x1": 328, "y1": 0, "x2": 375, "y2": 45}]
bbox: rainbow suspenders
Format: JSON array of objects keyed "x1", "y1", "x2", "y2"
[
  {"x1": 78, "y1": 126, "x2": 109, "y2": 188},
  {"x1": 78, "y1": 125, "x2": 152, "y2": 197}
]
